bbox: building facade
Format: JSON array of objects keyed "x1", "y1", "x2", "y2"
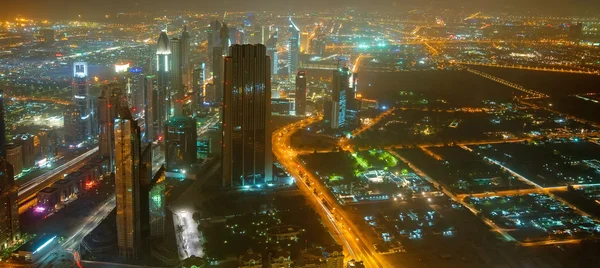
[
  {"x1": 114, "y1": 108, "x2": 142, "y2": 259},
  {"x1": 222, "y1": 44, "x2": 273, "y2": 187},
  {"x1": 295, "y1": 70, "x2": 307, "y2": 116}
]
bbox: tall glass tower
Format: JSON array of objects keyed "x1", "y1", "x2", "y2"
[
  {"x1": 222, "y1": 44, "x2": 273, "y2": 187},
  {"x1": 156, "y1": 31, "x2": 171, "y2": 139},
  {"x1": 114, "y1": 108, "x2": 142, "y2": 260},
  {"x1": 288, "y1": 18, "x2": 300, "y2": 80}
]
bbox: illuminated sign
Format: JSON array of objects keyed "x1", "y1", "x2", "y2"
[
  {"x1": 129, "y1": 67, "x2": 143, "y2": 73},
  {"x1": 115, "y1": 63, "x2": 130, "y2": 73},
  {"x1": 74, "y1": 95, "x2": 86, "y2": 99},
  {"x1": 73, "y1": 62, "x2": 87, "y2": 78}
]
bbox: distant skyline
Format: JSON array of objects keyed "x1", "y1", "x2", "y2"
[{"x1": 1, "y1": 0, "x2": 599, "y2": 20}]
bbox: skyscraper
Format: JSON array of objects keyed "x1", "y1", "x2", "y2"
[
  {"x1": 0, "y1": 91, "x2": 18, "y2": 251},
  {"x1": 156, "y1": 31, "x2": 171, "y2": 139},
  {"x1": 97, "y1": 84, "x2": 123, "y2": 170},
  {"x1": 0, "y1": 90, "x2": 5, "y2": 157},
  {"x1": 288, "y1": 18, "x2": 300, "y2": 80},
  {"x1": 266, "y1": 28, "x2": 278, "y2": 77},
  {"x1": 139, "y1": 143, "x2": 152, "y2": 247},
  {"x1": 222, "y1": 44, "x2": 272, "y2": 187},
  {"x1": 63, "y1": 105, "x2": 80, "y2": 146},
  {"x1": 331, "y1": 65, "x2": 350, "y2": 129},
  {"x1": 295, "y1": 70, "x2": 307, "y2": 116},
  {"x1": 180, "y1": 26, "x2": 191, "y2": 91},
  {"x1": 170, "y1": 38, "x2": 183, "y2": 117},
  {"x1": 165, "y1": 116, "x2": 197, "y2": 173},
  {"x1": 0, "y1": 158, "x2": 17, "y2": 251},
  {"x1": 208, "y1": 20, "x2": 223, "y2": 68},
  {"x1": 144, "y1": 75, "x2": 157, "y2": 142},
  {"x1": 192, "y1": 63, "x2": 206, "y2": 115},
  {"x1": 213, "y1": 24, "x2": 229, "y2": 105},
  {"x1": 114, "y1": 107, "x2": 142, "y2": 260},
  {"x1": 72, "y1": 62, "x2": 91, "y2": 145}
]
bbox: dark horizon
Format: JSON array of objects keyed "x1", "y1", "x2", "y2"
[{"x1": 1, "y1": 0, "x2": 599, "y2": 20}]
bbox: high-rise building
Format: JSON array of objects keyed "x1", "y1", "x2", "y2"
[
  {"x1": 170, "y1": 38, "x2": 183, "y2": 117},
  {"x1": 266, "y1": 28, "x2": 278, "y2": 77},
  {"x1": 149, "y1": 166, "x2": 166, "y2": 239},
  {"x1": 300, "y1": 31, "x2": 309, "y2": 53},
  {"x1": 139, "y1": 143, "x2": 152, "y2": 247},
  {"x1": 180, "y1": 26, "x2": 191, "y2": 91},
  {"x1": 126, "y1": 67, "x2": 145, "y2": 119},
  {"x1": 192, "y1": 63, "x2": 206, "y2": 115},
  {"x1": 5, "y1": 144, "x2": 22, "y2": 176},
  {"x1": 222, "y1": 44, "x2": 273, "y2": 187},
  {"x1": 156, "y1": 31, "x2": 171, "y2": 139},
  {"x1": 331, "y1": 65, "x2": 350, "y2": 129},
  {"x1": 144, "y1": 75, "x2": 157, "y2": 142},
  {"x1": 97, "y1": 85, "x2": 123, "y2": 170},
  {"x1": 0, "y1": 158, "x2": 17, "y2": 251},
  {"x1": 288, "y1": 18, "x2": 300, "y2": 79},
  {"x1": 208, "y1": 20, "x2": 223, "y2": 68},
  {"x1": 165, "y1": 116, "x2": 197, "y2": 173},
  {"x1": 0, "y1": 91, "x2": 18, "y2": 250},
  {"x1": 114, "y1": 107, "x2": 142, "y2": 260},
  {"x1": 295, "y1": 70, "x2": 307, "y2": 116},
  {"x1": 213, "y1": 24, "x2": 229, "y2": 105},
  {"x1": 72, "y1": 62, "x2": 91, "y2": 145},
  {"x1": 63, "y1": 105, "x2": 80, "y2": 146},
  {"x1": 0, "y1": 90, "x2": 5, "y2": 157},
  {"x1": 13, "y1": 134, "x2": 35, "y2": 170}
]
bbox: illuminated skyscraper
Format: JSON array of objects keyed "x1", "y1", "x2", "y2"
[
  {"x1": 295, "y1": 70, "x2": 307, "y2": 116},
  {"x1": 170, "y1": 38, "x2": 183, "y2": 117},
  {"x1": 222, "y1": 44, "x2": 272, "y2": 187},
  {"x1": 300, "y1": 31, "x2": 309, "y2": 53},
  {"x1": 192, "y1": 63, "x2": 206, "y2": 115},
  {"x1": 156, "y1": 31, "x2": 171, "y2": 139},
  {"x1": 165, "y1": 116, "x2": 197, "y2": 173},
  {"x1": 72, "y1": 62, "x2": 91, "y2": 145},
  {"x1": 180, "y1": 26, "x2": 191, "y2": 91},
  {"x1": 288, "y1": 18, "x2": 300, "y2": 80},
  {"x1": 331, "y1": 65, "x2": 350, "y2": 129},
  {"x1": 97, "y1": 85, "x2": 123, "y2": 170},
  {"x1": 266, "y1": 28, "x2": 278, "y2": 77},
  {"x1": 114, "y1": 107, "x2": 142, "y2": 260},
  {"x1": 0, "y1": 90, "x2": 18, "y2": 251}
]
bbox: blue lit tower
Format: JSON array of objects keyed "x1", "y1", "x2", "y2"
[
  {"x1": 288, "y1": 17, "x2": 300, "y2": 80},
  {"x1": 72, "y1": 62, "x2": 91, "y2": 144},
  {"x1": 266, "y1": 27, "x2": 278, "y2": 77},
  {"x1": 222, "y1": 44, "x2": 272, "y2": 187},
  {"x1": 331, "y1": 63, "x2": 350, "y2": 129},
  {"x1": 156, "y1": 31, "x2": 171, "y2": 140}
]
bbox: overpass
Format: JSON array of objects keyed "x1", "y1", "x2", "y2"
[{"x1": 18, "y1": 147, "x2": 99, "y2": 213}]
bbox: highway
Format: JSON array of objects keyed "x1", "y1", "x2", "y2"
[
  {"x1": 272, "y1": 117, "x2": 389, "y2": 268},
  {"x1": 35, "y1": 196, "x2": 116, "y2": 268},
  {"x1": 18, "y1": 147, "x2": 99, "y2": 213}
]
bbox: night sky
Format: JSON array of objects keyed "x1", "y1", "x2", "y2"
[{"x1": 1, "y1": 0, "x2": 599, "y2": 20}]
